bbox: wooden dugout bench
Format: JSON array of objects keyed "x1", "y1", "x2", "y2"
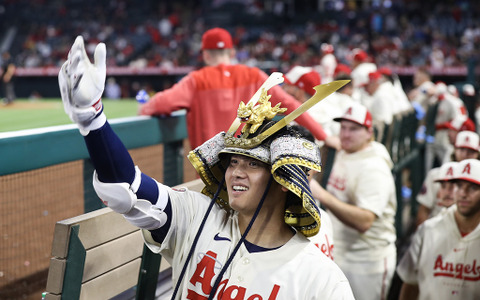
[{"x1": 44, "y1": 179, "x2": 205, "y2": 300}]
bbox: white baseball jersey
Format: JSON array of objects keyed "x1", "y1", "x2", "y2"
[
  {"x1": 416, "y1": 167, "x2": 445, "y2": 218},
  {"x1": 320, "y1": 53, "x2": 337, "y2": 84},
  {"x1": 307, "y1": 92, "x2": 356, "y2": 137},
  {"x1": 326, "y1": 141, "x2": 397, "y2": 263},
  {"x1": 392, "y1": 76, "x2": 412, "y2": 114},
  {"x1": 369, "y1": 81, "x2": 395, "y2": 125},
  {"x1": 397, "y1": 205, "x2": 480, "y2": 299},
  {"x1": 143, "y1": 185, "x2": 354, "y2": 299},
  {"x1": 326, "y1": 141, "x2": 397, "y2": 300},
  {"x1": 308, "y1": 207, "x2": 335, "y2": 260}
]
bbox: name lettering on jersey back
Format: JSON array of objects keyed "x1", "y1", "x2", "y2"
[
  {"x1": 314, "y1": 234, "x2": 334, "y2": 260},
  {"x1": 433, "y1": 255, "x2": 480, "y2": 281},
  {"x1": 188, "y1": 250, "x2": 281, "y2": 299}
]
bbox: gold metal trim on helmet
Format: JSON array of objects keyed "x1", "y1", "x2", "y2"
[
  {"x1": 225, "y1": 80, "x2": 350, "y2": 149},
  {"x1": 188, "y1": 74, "x2": 350, "y2": 237}
]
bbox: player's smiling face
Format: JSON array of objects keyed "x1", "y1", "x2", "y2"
[{"x1": 225, "y1": 155, "x2": 272, "y2": 214}]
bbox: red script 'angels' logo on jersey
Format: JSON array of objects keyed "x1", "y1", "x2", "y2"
[
  {"x1": 433, "y1": 255, "x2": 480, "y2": 281},
  {"x1": 187, "y1": 250, "x2": 281, "y2": 299}
]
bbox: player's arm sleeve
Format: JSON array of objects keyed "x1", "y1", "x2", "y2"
[
  {"x1": 396, "y1": 224, "x2": 424, "y2": 284},
  {"x1": 85, "y1": 121, "x2": 173, "y2": 235},
  {"x1": 139, "y1": 74, "x2": 197, "y2": 116},
  {"x1": 268, "y1": 84, "x2": 328, "y2": 140}
]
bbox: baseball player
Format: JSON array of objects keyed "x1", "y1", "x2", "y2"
[
  {"x1": 426, "y1": 81, "x2": 469, "y2": 170},
  {"x1": 309, "y1": 103, "x2": 397, "y2": 300},
  {"x1": 284, "y1": 66, "x2": 355, "y2": 139},
  {"x1": 317, "y1": 43, "x2": 337, "y2": 84},
  {"x1": 58, "y1": 36, "x2": 354, "y2": 299},
  {"x1": 138, "y1": 27, "x2": 340, "y2": 150},
  {"x1": 349, "y1": 48, "x2": 377, "y2": 107},
  {"x1": 364, "y1": 70, "x2": 395, "y2": 142},
  {"x1": 416, "y1": 130, "x2": 480, "y2": 226},
  {"x1": 434, "y1": 161, "x2": 459, "y2": 209},
  {"x1": 397, "y1": 159, "x2": 480, "y2": 300}
]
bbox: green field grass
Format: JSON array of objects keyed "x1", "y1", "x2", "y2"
[{"x1": 0, "y1": 98, "x2": 140, "y2": 132}]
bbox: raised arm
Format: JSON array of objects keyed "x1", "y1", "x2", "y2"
[{"x1": 58, "y1": 36, "x2": 171, "y2": 241}]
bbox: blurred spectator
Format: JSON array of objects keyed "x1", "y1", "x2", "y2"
[
  {"x1": 1, "y1": 51, "x2": 16, "y2": 105},
  {"x1": 105, "y1": 77, "x2": 121, "y2": 99}
]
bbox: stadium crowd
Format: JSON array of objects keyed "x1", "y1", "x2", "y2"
[{"x1": 1, "y1": 0, "x2": 480, "y2": 73}]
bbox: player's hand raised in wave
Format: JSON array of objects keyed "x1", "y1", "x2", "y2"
[{"x1": 58, "y1": 36, "x2": 107, "y2": 135}]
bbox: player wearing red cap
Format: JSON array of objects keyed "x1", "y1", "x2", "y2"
[
  {"x1": 364, "y1": 70, "x2": 395, "y2": 141},
  {"x1": 139, "y1": 27, "x2": 339, "y2": 150},
  {"x1": 397, "y1": 159, "x2": 480, "y2": 300},
  {"x1": 317, "y1": 43, "x2": 337, "y2": 84},
  {"x1": 309, "y1": 103, "x2": 397, "y2": 300},
  {"x1": 284, "y1": 66, "x2": 355, "y2": 139}
]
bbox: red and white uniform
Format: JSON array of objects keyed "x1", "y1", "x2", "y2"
[
  {"x1": 397, "y1": 205, "x2": 480, "y2": 300},
  {"x1": 428, "y1": 91, "x2": 469, "y2": 168},
  {"x1": 368, "y1": 81, "x2": 395, "y2": 125},
  {"x1": 319, "y1": 53, "x2": 337, "y2": 84},
  {"x1": 326, "y1": 141, "x2": 397, "y2": 300},
  {"x1": 351, "y1": 62, "x2": 377, "y2": 109},
  {"x1": 143, "y1": 186, "x2": 354, "y2": 299},
  {"x1": 307, "y1": 92, "x2": 356, "y2": 137},
  {"x1": 139, "y1": 64, "x2": 328, "y2": 149}
]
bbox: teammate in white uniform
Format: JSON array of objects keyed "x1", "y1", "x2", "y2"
[
  {"x1": 428, "y1": 81, "x2": 469, "y2": 169},
  {"x1": 416, "y1": 131, "x2": 480, "y2": 226},
  {"x1": 317, "y1": 43, "x2": 337, "y2": 84},
  {"x1": 309, "y1": 103, "x2": 397, "y2": 300},
  {"x1": 284, "y1": 66, "x2": 354, "y2": 139},
  {"x1": 58, "y1": 36, "x2": 354, "y2": 299},
  {"x1": 397, "y1": 159, "x2": 480, "y2": 300},
  {"x1": 349, "y1": 49, "x2": 377, "y2": 110}
]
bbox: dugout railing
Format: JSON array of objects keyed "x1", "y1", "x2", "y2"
[{"x1": 0, "y1": 113, "x2": 195, "y2": 300}]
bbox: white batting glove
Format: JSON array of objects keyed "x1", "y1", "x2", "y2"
[{"x1": 58, "y1": 36, "x2": 107, "y2": 135}]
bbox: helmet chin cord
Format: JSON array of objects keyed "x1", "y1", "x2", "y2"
[
  {"x1": 171, "y1": 176, "x2": 226, "y2": 300},
  {"x1": 208, "y1": 175, "x2": 273, "y2": 300}
]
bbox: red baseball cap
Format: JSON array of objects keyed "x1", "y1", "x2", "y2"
[
  {"x1": 284, "y1": 66, "x2": 321, "y2": 96},
  {"x1": 201, "y1": 27, "x2": 233, "y2": 50},
  {"x1": 334, "y1": 103, "x2": 372, "y2": 129},
  {"x1": 368, "y1": 71, "x2": 382, "y2": 82},
  {"x1": 352, "y1": 48, "x2": 368, "y2": 62},
  {"x1": 377, "y1": 66, "x2": 392, "y2": 76},
  {"x1": 334, "y1": 63, "x2": 352, "y2": 76}
]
